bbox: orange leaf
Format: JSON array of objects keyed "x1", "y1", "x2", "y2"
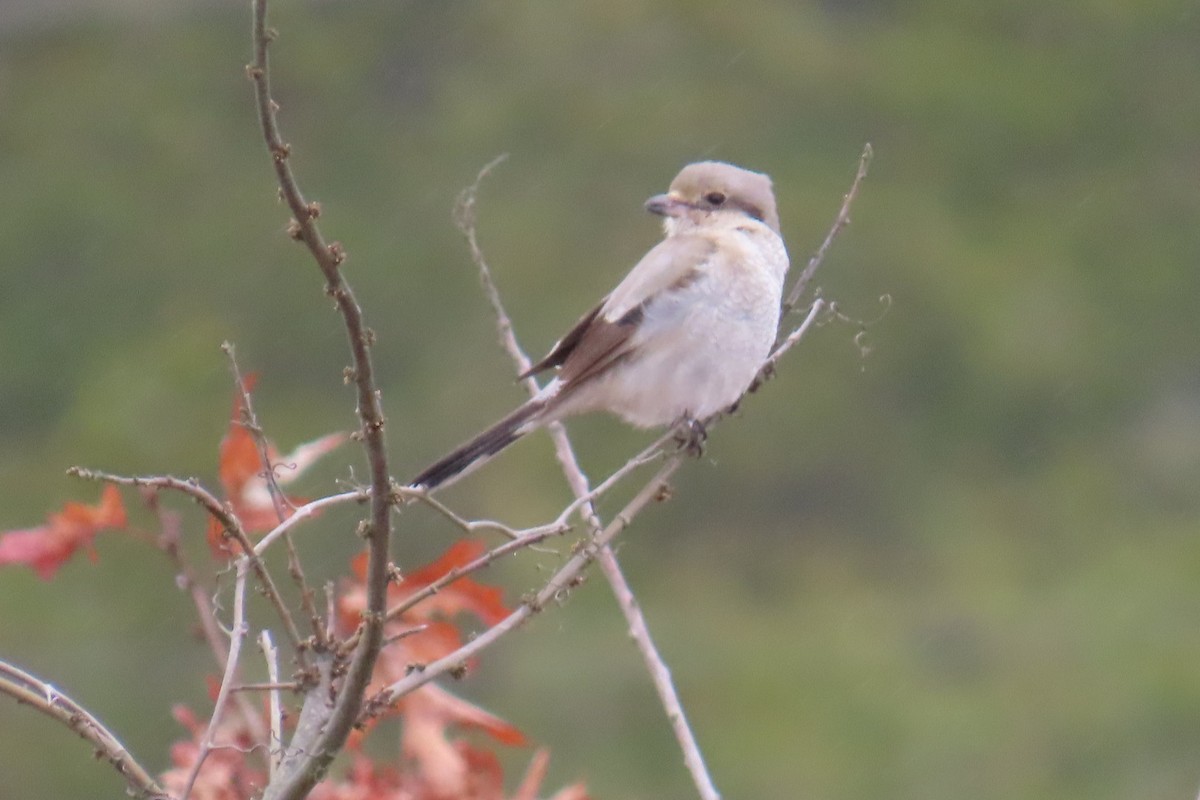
[{"x1": 0, "y1": 485, "x2": 127, "y2": 579}]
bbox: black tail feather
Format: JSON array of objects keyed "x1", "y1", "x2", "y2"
[{"x1": 409, "y1": 399, "x2": 545, "y2": 490}]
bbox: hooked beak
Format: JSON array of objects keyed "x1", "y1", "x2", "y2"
[{"x1": 644, "y1": 191, "x2": 689, "y2": 218}]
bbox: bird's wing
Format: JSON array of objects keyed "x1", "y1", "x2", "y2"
[
  {"x1": 602, "y1": 234, "x2": 717, "y2": 321},
  {"x1": 520, "y1": 301, "x2": 605, "y2": 378},
  {"x1": 520, "y1": 234, "x2": 717, "y2": 387}
]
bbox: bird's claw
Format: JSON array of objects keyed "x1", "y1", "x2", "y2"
[
  {"x1": 673, "y1": 416, "x2": 707, "y2": 457},
  {"x1": 747, "y1": 362, "x2": 775, "y2": 394}
]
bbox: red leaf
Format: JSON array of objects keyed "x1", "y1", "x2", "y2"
[
  {"x1": 402, "y1": 702, "x2": 517, "y2": 799},
  {"x1": 546, "y1": 783, "x2": 592, "y2": 800},
  {"x1": 396, "y1": 539, "x2": 510, "y2": 626},
  {"x1": 0, "y1": 485, "x2": 127, "y2": 579},
  {"x1": 338, "y1": 540, "x2": 511, "y2": 635},
  {"x1": 511, "y1": 749, "x2": 550, "y2": 800},
  {"x1": 336, "y1": 540, "x2": 529, "y2": 796},
  {"x1": 409, "y1": 684, "x2": 528, "y2": 747},
  {"x1": 394, "y1": 620, "x2": 465, "y2": 667},
  {"x1": 160, "y1": 703, "x2": 265, "y2": 800},
  {"x1": 514, "y1": 750, "x2": 596, "y2": 800}
]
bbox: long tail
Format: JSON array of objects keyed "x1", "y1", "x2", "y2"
[{"x1": 408, "y1": 398, "x2": 547, "y2": 491}]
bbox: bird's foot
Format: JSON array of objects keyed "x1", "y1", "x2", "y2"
[
  {"x1": 673, "y1": 416, "x2": 707, "y2": 457},
  {"x1": 746, "y1": 361, "x2": 775, "y2": 394}
]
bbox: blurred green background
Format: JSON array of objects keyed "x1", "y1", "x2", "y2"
[{"x1": 2, "y1": 1, "x2": 1199, "y2": 798}]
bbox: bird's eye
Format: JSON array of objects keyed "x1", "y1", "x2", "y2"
[{"x1": 704, "y1": 191, "x2": 727, "y2": 206}]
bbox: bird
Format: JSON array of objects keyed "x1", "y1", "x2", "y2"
[{"x1": 409, "y1": 161, "x2": 790, "y2": 491}]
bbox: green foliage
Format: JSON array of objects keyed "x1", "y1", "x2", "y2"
[{"x1": 1, "y1": 1, "x2": 1198, "y2": 798}]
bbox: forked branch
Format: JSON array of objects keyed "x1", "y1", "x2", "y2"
[
  {"x1": 451, "y1": 146, "x2": 870, "y2": 800},
  {"x1": 67, "y1": 467, "x2": 307, "y2": 659},
  {"x1": 368, "y1": 458, "x2": 684, "y2": 710}
]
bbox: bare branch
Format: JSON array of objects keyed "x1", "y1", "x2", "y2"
[
  {"x1": 596, "y1": 549, "x2": 719, "y2": 798},
  {"x1": 783, "y1": 142, "x2": 873, "y2": 312},
  {"x1": 397, "y1": 439, "x2": 665, "y2": 543},
  {"x1": 68, "y1": 467, "x2": 307, "y2": 657},
  {"x1": 182, "y1": 558, "x2": 252, "y2": 800},
  {"x1": 147, "y1": 489, "x2": 228, "y2": 659},
  {"x1": 0, "y1": 660, "x2": 166, "y2": 799},
  {"x1": 253, "y1": 490, "x2": 366, "y2": 556},
  {"x1": 403, "y1": 488, "x2": 565, "y2": 542},
  {"x1": 763, "y1": 298, "x2": 826, "y2": 379},
  {"x1": 259, "y1": 631, "x2": 284, "y2": 780},
  {"x1": 267, "y1": 653, "x2": 337, "y2": 800},
  {"x1": 247, "y1": 1, "x2": 393, "y2": 795},
  {"x1": 548, "y1": 431, "x2": 724, "y2": 800},
  {"x1": 232, "y1": 681, "x2": 299, "y2": 693},
  {"x1": 453, "y1": 154, "x2": 535, "y2": 378},
  {"x1": 381, "y1": 623, "x2": 430, "y2": 647}
]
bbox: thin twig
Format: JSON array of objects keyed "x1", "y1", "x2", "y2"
[
  {"x1": 253, "y1": 490, "x2": 365, "y2": 556},
  {"x1": 223, "y1": 343, "x2": 329, "y2": 651},
  {"x1": 382, "y1": 523, "x2": 569, "y2": 624},
  {"x1": 259, "y1": 631, "x2": 284, "y2": 780},
  {"x1": 397, "y1": 440, "x2": 665, "y2": 543},
  {"x1": 182, "y1": 558, "x2": 252, "y2": 800},
  {"x1": 69, "y1": 467, "x2": 307, "y2": 657},
  {"x1": 324, "y1": 581, "x2": 338, "y2": 643},
  {"x1": 0, "y1": 660, "x2": 166, "y2": 799},
  {"x1": 596, "y1": 549, "x2": 720, "y2": 798},
  {"x1": 762, "y1": 298, "x2": 826, "y2": 373},
  {"x1": 147, "y1": 489, "x2": 229, "y2": 658},
  {"x1": 223, "y1": 342, "x2": 292, "y2": 522},
  {"x1": 378, "y1": 439, "x2": 669, "y2": 632},
  {"x1": 232, "y1": 681, "x2": 299, "y2": 693},
  {"x1": 549, "y1": 427, "x2": 723, "y2": 800},
  {"x1": 453, "y1": 154, "x2": 530, "y2": 375},
  {"x1": 382, "y1": 624, "x2": 430, "y2": 647},
  {"x1": 783, "y1": 142, "x2": 873, "y2": 312},
  {"x1": 247, "y1": 2, "x2": 393, "y2": 796},
  {"x1": 403, "y1": 489, "x2": 563, "y2": 541}
]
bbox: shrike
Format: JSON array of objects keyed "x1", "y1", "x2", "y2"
[{"x1": 410, "y1": 161, "x2": 789, "y2": 491}]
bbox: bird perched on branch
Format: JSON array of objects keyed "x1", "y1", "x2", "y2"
[{"x1": 410, "y1": 161, "x2": 790, "y2": 491}]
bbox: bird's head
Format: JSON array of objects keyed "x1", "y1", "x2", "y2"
[{"x1": 644, "y1": 161, "x2": 780, "y2": 236}]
